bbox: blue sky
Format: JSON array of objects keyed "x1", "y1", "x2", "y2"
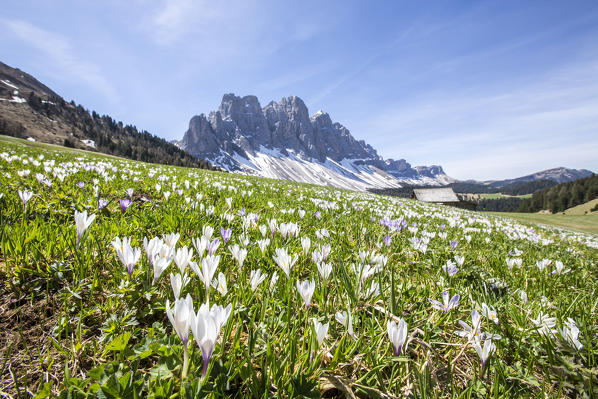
[{"x1": 1, "y1": 1, "x2": 597, "y2": 180}]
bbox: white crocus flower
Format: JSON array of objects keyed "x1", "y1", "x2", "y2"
[
  {"x1": 536, "y1": 258, "x2": 552, "y2": 272},
  {"x1": 312, "y1": 318, "x2": 329, "y2": 348},
  {"x1": 211, "y1": 272, "x2": 228, "y2": 295},
  {"x1": 257, "y1": 238, "x2": 270, "y2": 256},
  {"x1": 481, "y1": 303, "x2": 499, "y2": 325},
  {"x1": 317, "y1": 262, "x2": 333, "y2": 281},
  {"x1": 551, "y1": 261, "x2": 571, "y2": 275},
  {"x1": 191, "y1": 255, "x2": 220, "y2": 300},
  {"x1": 429, "y1": 291, "x2": 460, "y2": 312},
  {"x1": 18, "y1": 189, "x2": 33, "y2": 208},
  {"x1": 112, "y1": 236, "x2": 141, "y2": 279},
  {"x1": 202, "y1": 225, "x2": 214, "y2": 241},
  {"x1": 530, "y1": 311, "x2": 557, "y2": 335},
  {"x1": 387, "y1": 318, "x2": 408, "y2": 356},
  {"x1": 191, "y1": 302, "x2": 231, "y2": 378},
  {"x1": 165, "y1": 294, "x2": 194, "y2": 346},
  {"x1": 301, "y1": 236, "x2": 311, "y2": 254},
  {"x1": 259, "y1": 225, "x2": 268, "y2": 238},
  {"x1": 174, "y1": 246, "x2": 194, "y2": 275},
  {"x1": 506, "y1": 257, "x2": 522, "y2": 271},
  {"x1": 152, "y1": 254, "x2": 172, "y2": 282},
  {"x1": 192, "y1": 235, "x2": 209, "y2": 259},
  {"x1": 560, "y1": 318, "x2": 583, "y2": 350},
  {"x1": 473, "y1": 338, "x2": 495, "y2": 367},
  {"x1": 229, "y1": 244, "x2": 247, "y2": 269},
  {"x1": 250, "y1": 269, "x2": 267, "y2": 292},
  {"x1": 74, "y1": 210, "x2": 95, "y2": 247},
  {"x1": 273, "y1": 248, "x2": 298, "y2": 278},
  {"x1": 268, "y1": 219, "x2": 277, "y2": 235},
  {"x1": 170, "y1": 272, "x2": 188, "y2": 299},
  {"x1": 143, "y1": 236, "x2": 163, "y2": 265},
  {"x1": 163, "y1": 233, "x2": 180, "y2": 249},
  {"x1": 516, "y1": 289, "x2": 528, "y2": 304},
  {"x1": 335, "y1": 309, "x2": 356, "y2": 339},
  {"x1": 455, "y1": 309, "x2": 483, "y2": 342},
  {"x1": 297, "y1": 280, "x2": 316, "y2": 308}
]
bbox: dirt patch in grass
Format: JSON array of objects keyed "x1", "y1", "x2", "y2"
[{"x1": 0, "y1": 285, "x2": 63, "y2": 396}]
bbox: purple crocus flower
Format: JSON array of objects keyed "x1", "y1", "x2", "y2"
[
  {"x1": 238, "y1": 208, "x2": 245, "y2": 217},
  {"x1": 450, "y1": 240, "x2": 458, "y2": 250},
  {"x1": 314, "y1": 211, "x2": 321, "y2": 220},
  {"x1": 77, "y1": 181, "x2": 85, "y2": 188},
  {"x1": 221, "y1": 227, "x2": 232, "y2": 244},
  {"x1": 383, "y1": 235, "x2": 391, "y2": 247},
  {"x1": 440, "y1": 224, "x2": 445, "y2": 232},
  {"x1": 442, "y1": 261, "x2": 458, "y2": 276},
  {"x1": 126, "y1": 188, "x2": 134, "y2": 198},
  {"x1": 119, "y1": 198, "x2": 132, "y2": 214},
  {"x1": 429, "y1": 291, "x2": 460, "y2": 312},
  {"x1": 208, "y1": 238, "x2": 220, "y2": 255},
  {"x1": 98, "y1": 198, "x2": 108, "y2": 210}
]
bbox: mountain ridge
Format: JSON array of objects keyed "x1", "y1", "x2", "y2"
[
  {"x1": 481, "y1": 167, "x2": 594, "y2": 187},
  {"x1": 178, "y1": 93, "x2": 454, "y2": 191}
]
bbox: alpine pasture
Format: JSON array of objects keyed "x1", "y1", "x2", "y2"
[{"x1": 0, "y1": 137, "x2": 596, "y2": 397}]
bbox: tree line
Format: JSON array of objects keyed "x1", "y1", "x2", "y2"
[
  {"x1": 2, "y1": 91, "x2": 221, "y2": 171},
  {"x1": 517, "y1": 174, "x2": 598, "y2": 213}
]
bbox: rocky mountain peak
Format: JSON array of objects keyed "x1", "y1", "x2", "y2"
[
  {"x1": 178, "y1": 93, "x2": 454, "y2": 190},
  {"x1": 218, "y1": 94, "x2": 262, "y2": 119},
  {"x1": 310, "y1": 110, "x2": 332, "y2": 127}
]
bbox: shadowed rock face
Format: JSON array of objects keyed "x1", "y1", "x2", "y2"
[{"x1": 178, "y1": 93, "x2": 450, "y2": 187}]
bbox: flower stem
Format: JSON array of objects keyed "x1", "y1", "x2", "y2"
[{"x1": 182, "y1": 344, "x2": 189, "y2": 380}]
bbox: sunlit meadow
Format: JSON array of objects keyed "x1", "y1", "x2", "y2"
[{"x1": 0, "y1": 138, "x2": 596, "y2": 397}]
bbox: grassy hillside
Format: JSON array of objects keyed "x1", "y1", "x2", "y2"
[
  {"x1": 561, "y1": 198, "x2": 598, "y2": 215},
  {"x1": 1, "y1": 138, "x2": 596, "y2": 397},
  {"x1": 479, "y1": 193, "x2": 532, "y2": 200},
  {"x1": 490, "y1": 212, "x2": 598, "y2": 235}
]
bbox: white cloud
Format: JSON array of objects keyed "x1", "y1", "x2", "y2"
[{"x1": 1, "y1": 18, "x2": 117, "y2": 102}]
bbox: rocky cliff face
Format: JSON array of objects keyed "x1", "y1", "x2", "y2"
[{"x1": 178, "y1": 93, "x2": 454, "y2": 190}]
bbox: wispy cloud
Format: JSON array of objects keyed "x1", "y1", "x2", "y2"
[
  {"x1": 150, "y1": 0, "x2": 210, "y2": 45},
  {"x1": 1, "y1": 18, "x2": 117, "y2": 102},
  {"x1": 145, "y1": 0, "x2": 324, "y2": 59}
]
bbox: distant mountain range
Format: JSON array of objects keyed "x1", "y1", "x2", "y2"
[
  {"x1": 479, "y1": 167, "x2": 594, "y2": 187},
  {"x1": 177, "y1": 94, "x2": 455, "y2": 191},
  {"x1": 0, "y1": 61, "x2": 216, "y2": 170}
]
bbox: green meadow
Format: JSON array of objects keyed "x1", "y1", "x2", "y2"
[{"x1": 0, "y1": 137, "x2": 596, "y2": 397}]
